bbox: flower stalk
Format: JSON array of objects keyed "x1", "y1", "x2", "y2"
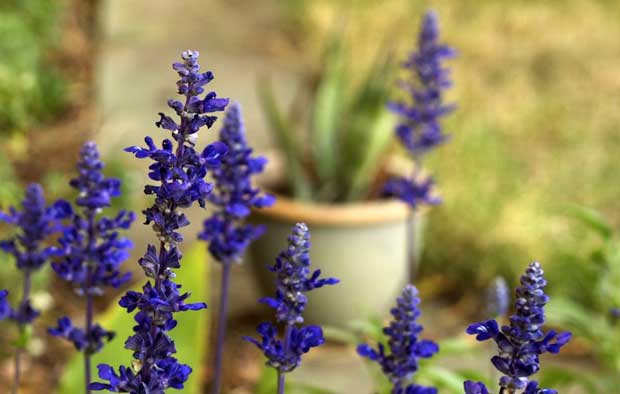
[{"x1": 199, "y1": 102, "x2": 274, "y2": 394}]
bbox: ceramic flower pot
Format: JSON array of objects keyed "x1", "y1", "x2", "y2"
[{"x1": 248, "y1": 194, "x2": 425, "y2": 328}]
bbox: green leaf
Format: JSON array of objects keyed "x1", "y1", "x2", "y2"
[
  {"x1": 563, "y1": 204, "x2": 613, "y2": 239},
  {"x1": 257, "y1": 78, "x2": 313, "y2": 199},
  {"x1": 341, "y1": 52, "x2": 395, "y2": 200},
  {"x1": 13, "y1": 325, "x2": 33, "y2": 349},
  {"x1": 311, "y1": 33, "x2": 346, "y2": 194},
  {"x1": 57, "y1": 244, "x2": 210, "y2": 394},
  {"x1": 345, "y1": 110, "x2": 395, "y2": 200},
  {"x1": 418, "y1": 365, "x2": 469, "y2": 394}
]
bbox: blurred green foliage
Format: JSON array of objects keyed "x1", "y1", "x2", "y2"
[
  {"x1": 259, "y1": 30, "x2": 396, "y2": 202},
  {"x1": 58, "y1": 244, "x2": 210, "y2": 394},
  {"x1": 546, "y1": 206, "x2": 620, "y2": 390},
  {"x1": 0, "y1": 0, "x2": 67, "y2": 135}
]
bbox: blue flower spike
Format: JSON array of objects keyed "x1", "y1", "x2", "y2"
[
  {"x1": 0, "y1": 183, "x2": 72, "y2": 391},
  {"x1": 49, "y1": 141, "x2": 135, "y2": 393},
  {"x1": 245, "y1": 223, "x2": 338, "y2": 394},
  {"x1": 357, "y1": 285, "x2": 439, "y2": 394},
  {"x1": 463, "y1": 261, "x2": 571, "y2": 394},
  {"x1": 89, "y1": 50, "x2": 228, "y2": 393},
  {"x1": 384, "y1": 10, "x2": 456, "y2": 208},
  {"x1": 199, "y1": 102, "x2": 275, "y2": 394}
]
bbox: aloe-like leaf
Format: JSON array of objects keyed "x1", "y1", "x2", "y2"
[
  {"x1": 345, "y1": 111, "x2": 395, "y2": 200},
  {"x1": 341, "y1": 53, "x2": 396, "y2": 200},
  {"x1": 57, "y1": 244, "x2": 210, "y2": 394},
  {"x1": 310, "y1": 31, "x2": 346, "y2": 194},
  {"x1": 257, "y1": 78, "x2": 313, "y2": 200}
]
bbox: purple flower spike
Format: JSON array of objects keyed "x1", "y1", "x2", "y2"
[
  {"x1": 48, "y1": 142, "x2": 134, "y2": 393},
  {"x1": 0, "y1": 183, "x2": 71, "y2": 391},
  {"x1": 357, "y1": 285, "x2": 438, "y2": 394},
  {"x1": 464, "y1": 261, "x2": 571, "y2": 394},
  {"x1": 91, "y1": 50, "x2": 227, "y2": 393},
  {"x1": 0, "y1": 184, "x2": 71, "y2": 324},
  {"x1": 199, "y1": 103, "x2": 274, "y2": 394},
  {"x1": 384, "y1": 10, "x2": 456, "y2": 209},
  {"x1": 245, "y1": 224, "x2": 338, "y2": 394},
  {"x1": 199, "y1": 102, "x2": 275, "y2": 264}
]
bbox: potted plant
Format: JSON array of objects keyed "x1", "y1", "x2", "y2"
[{"x1": 250, "y1": 12, "x2": 455, "y2": 327}]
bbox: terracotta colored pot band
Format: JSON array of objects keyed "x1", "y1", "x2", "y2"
[{"x1": 252, "y1": 192, "x2": 417, "y2": 227}]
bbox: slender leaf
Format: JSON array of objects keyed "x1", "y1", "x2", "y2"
[
  {"x1": 311, "y1": 33, "x2": 346, "y2": 197},
  {"x1": 564, "y1": 204, "x2": 613, "y2": 239},
  {"x1": 257, "y1": 78, "x2": 313, "y2": 199}
]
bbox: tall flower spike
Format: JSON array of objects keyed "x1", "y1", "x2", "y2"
[
  {"x1": 199, "y1": 102, "x2": 275, "y2": 264},
  {"x1": 357, "y1": 285, "x2": 439, "y2": 394},
  {"x1": 90, "y1": 50, "x2": 228, "y2": 393},
  {"x1": 384, "y1": 10, "x2": 456, "y2": 209},
  {"x1": 199, "y1": 103, "x2": 275, "y2": 394},
  {"x1": 244, "y1": 223, "x2": 338, "y2": 394},
  {"x1": 49, "y1": 142, "x2": 135, "y2": 393},
  {"x1": 464, "y1": 262, "x2": 572, "y2": 394},
  {"x1": 0, "y1": 183, "x2": 71, "y2": 392}
]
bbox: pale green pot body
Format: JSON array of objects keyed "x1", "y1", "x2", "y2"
[{"x1": 249, "y1": 198, "x2": 425, "y2": 328}]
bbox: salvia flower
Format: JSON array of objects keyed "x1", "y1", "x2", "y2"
[
  {"x1": 199, "y1": 102, "x2": 275, "y2": 264},
  {"x1": 198, "y1": 102, "x2": 274, "y2": 394},
  {"x1": 384, "y1": 10, "x2": 456, "y2": 208},
  {"x1": 464, "y1": 261, "x2": 572, "y2": 394},
  {"x1": 49, "y1": 142, "x2": 134, "y2": 360},
  {"x1": 245, "y1": 223, "x2": 338, "y2": 388},
  {"x1": 486, "y1": 276, "x2": 509, "y2": 319},
  {"x1": 258, "y1": 223, "x2": 339, "y2": 325},
  {"x1": 610, "y1": 307, "x2": 620, "y2": 322},
  {"x1": 0, "y1": 183, "x2": 71, "y2": 391},
  {"x1": 0, "y1": 184, "x2": 71, "y2": 324},
  {"x1": 90, "y1": 50, "x2": 228, "y2": 393},
  {"x1": 357, "y1": 285, "x2": 439, "y2": 394}
]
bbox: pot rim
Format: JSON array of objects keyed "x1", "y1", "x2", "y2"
[
  {"x1": 252, "y1": 150, "x2": 426, "y2": 227},
  {"x1": 253, "y1": 192, "x2": 420, "y2": 227}
]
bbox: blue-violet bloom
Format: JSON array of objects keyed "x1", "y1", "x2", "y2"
[
  {"x1": 384, "y1": 10, "x2": 456, "y2": 208},
  {"x1": 245, "y1": 223, "x2": 338, "y2": 375},
  {"x1": 89, "y1": 50, "x2": 228, "y2": 393},
  {"x1": 486, "y1": 276, "x2": 509, "y2": 319},
  {"x1": 464, "y1": 261, "x2": 571, "y2": 394},
  {"x1": 49, "y1": 142, "x2": 135, "y2": 357},
  {"x1": 0, "y1": 183, "x2": 71, "y2": 325},
  {"x1": 357, "y1": 285, "x2": 439, "y2": 394},
  {"x1": 199, "y1": 101, "x2": 275, "y2": 264}
]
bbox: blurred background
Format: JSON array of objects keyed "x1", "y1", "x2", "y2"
[{"x1": 0, "y1": 0, "x2": 619, "y2": 393}]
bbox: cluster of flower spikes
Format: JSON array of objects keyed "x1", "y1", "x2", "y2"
[
  {"x1": 464, "y1": 261, "x2": 572, "y2": 394},
  {"x1": 49, "y1": 141, "x2": 135, "y2": 353},
  {"x1": 244, "y1": 223, "x2": 338, "y2": 373},
  {"x1": 357, "y1": 285, "x2": 439, "y2": 394},
  {"x1": 198, "y1": 102, "x2": 275, "y2": 264},
  {"x1": 384, "y1": 10, "x2": 456, "y2": 209},
  {"x1": 0, "y1": 184, "x2": 71, "y2": 324},
  {"x1": 89, "y1": 50, "x2": 229, "y2": 393}
]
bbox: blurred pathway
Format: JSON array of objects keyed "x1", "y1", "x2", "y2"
[{"x1": 94, "y1": 1, "x2": 374, "y2": 393}]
